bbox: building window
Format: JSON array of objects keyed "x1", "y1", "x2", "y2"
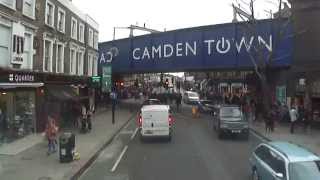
[
  {"x1": 87, "y1": 54, "x2": 93, "y2": 76},
  {"x1": 43, "y1": 39, "x2": 53, "y2": 72},
  {"x1": 0, "y1": 24, "x2": 11, "y2": 67},
  {"x1": 93, "y1": 56, "x2": 98, "y2": 76},
  {"x1": 56, "y1": 43, "x2": 64, "y2": 73},
  {"x1": 45, "y1": 0, "x2": 55, "y2": 27},
  {"x1": 70, "y1": 48, "x2": 76, "y2": 74},
  {"x1": 57, "y1": 8, "x2": 65, "y2": 33},
  {"x1": 79, "y1": 23, "x2": 84, "y2": 43},
  {"x1": 88, "y1": 28, "x2": 93, "y2": 47},
  {"x1": 22, "y1": 0, "x2": 35, "y2": 19},
  {"x1": 21, "y1": 33, "x2": 33, "y2": 70},
  {"x1": 71, "y1": 17, "x2": 77, "y2": 40},
  {"x1": 0, "y1": 0, "x2": 16, "y2": 10},
  {"x1": 77, "y1": 51, "x2": 84, "y2": 75},
  {"x1": 94, "y1": 32, "x2": 98, "y2": 50}
]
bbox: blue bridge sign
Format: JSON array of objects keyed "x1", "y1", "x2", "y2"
[{"x1": 99, "y1": 19, "x2": 293, "y2": 74}]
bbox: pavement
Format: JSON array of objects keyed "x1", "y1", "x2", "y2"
[
  {"x1": 79, "y1": 105, "x2": 263, "y2": 180},
  {"x1": 0, "y1": 99, "x2": 140, "y2": 180},
  {"x1": 250, "y1": 120, "x2": 320, "y2": 155}
]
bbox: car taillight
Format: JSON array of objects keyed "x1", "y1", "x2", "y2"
[
  {"x1": 168, "y1": 115, "x2": 174, "y2": 126},
  {"x1": 137, "y1": 115, "x2": 142, "y2": 127}
]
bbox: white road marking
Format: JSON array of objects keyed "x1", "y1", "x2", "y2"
[
  {"x1": 130, "y1": 128, "x2": 139, "y2": 140},
  {"x1": 250, "y1": 129, "x2": 268, "y2": 142},
  {"x1": 110, "y1": 145, "x2": 128, "y2": 172}
]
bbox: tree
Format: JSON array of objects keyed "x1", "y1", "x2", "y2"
[{"x1": 233, "y1": 0, "x2": 292, "y2": 113}]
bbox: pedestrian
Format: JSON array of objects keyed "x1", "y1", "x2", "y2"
[
  {"x1": 45, "y1": 116, "x2": 58, "y2": 155},
  {"x1": 176, "y1": 93, "x2": 182, "y2": 112},
  {"x1": 289, "y1": 106, "x2": 298, "y2": 134},
  {"x1": 87, "y1": 110, "x2": 92, "y2": 132},
  {"x1": 110, "y1": 90, "x2": 117, "y2": 124},
  {"x1": 303, "y1": 108, "x2": 312, "y2": 133},
  {"x1": 81, "y1": 104, "x2": 87, "y2": 133}
]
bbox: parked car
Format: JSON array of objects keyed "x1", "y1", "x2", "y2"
[
  {"x1": 197, "y1": 99, "x2": 215, "y2": 114},
  {"x1": 250, "y1": 141, "x2": 320, "y2": 180},
  {"x1": 212, "y1": 105, "x2": 249, "y2": 139},
  {"x1": 138, "y1": 105, "x2": 174, "y2": 141},
  {"x1": 183, "y1": 91, "x2": 200, "y2": 104}
]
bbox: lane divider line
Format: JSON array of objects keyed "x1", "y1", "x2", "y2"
[
  {"x1": 110, "y1": 145, "x2": 128, "y2": 172},
  {"x1": 249, "y1": 128, "x2": 270, "y2": 142},
  {"x1": 131, "y1": 128, "x2": 139, "y2": 140}
]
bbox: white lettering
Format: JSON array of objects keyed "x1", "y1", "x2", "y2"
[
  {"x1": 106, "y1": 51, "x2": 113, "y2": 63},
  {"x1": 235, "y1": 37, "x2": 254, "y2": 52},
  {"x1": 133, "y1": 48, "x2": 141, "y2": 60},
  {"x1": 164, "y1": 44, "x2": 173, "y2": 58},
  {"x1": 99, "y1": 53, "x2": 106, "y2": 63},
  {"x1": 142, "y1": 47, "x2": 151, "y2": 60},
  {"x1": 186, "y1": 41, "x2": 197, "y2": 56},
  {"x1": 176, "y1": 43, "x2": 183, "y2": 56},
  {"x1": 152, "y1": 46, "x2": 162, "y2": 59},
  {"x1": 204, "y1": 40, "x2": 215, "y2": 55},
  {"x1": 258, "y1": 35, "x2": 272, "y2": 52},
  {"x1": 216, "y1": 37, "x2": 231, "y2": 54}
]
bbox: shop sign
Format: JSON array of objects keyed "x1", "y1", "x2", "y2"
[
  {"x1": 90, "y1": 76, "x2": 101, "y2": 88},
  {"x1": 276, "y1": 86, "x2": 286, "y2": 105},
  {"x1": 8, "y1": 73, "x2": 35, "y2": 83},
  {"x1": 102, "y1": 65, "x2": 112, "y2": 93}
]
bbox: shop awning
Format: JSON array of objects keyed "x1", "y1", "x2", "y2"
[
  {"x1": 46, "y1": 85, "x2": 79, "y2": 101},
  {"x1": 0, "y1": 82, "x2": 44, "y2": 89}
]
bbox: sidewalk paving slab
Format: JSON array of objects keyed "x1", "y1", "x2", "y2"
[
  {"x1": 0, "y1": 105, "x2": 137, "y2": 180},
  {"x1": 251, "y1": 121, "x2": 320, "y2": 155}
]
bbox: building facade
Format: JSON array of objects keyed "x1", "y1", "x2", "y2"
[
  {"x1": 289, "y1": 0, "x2": 320, "y2": 122},
  {"x1": 0, "y1": 0, "x2": 99, "y2": 145}
]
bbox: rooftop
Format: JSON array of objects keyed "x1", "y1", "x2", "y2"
[{"x1": 269, "y1": 141, "x2": 320, "y2": 163}]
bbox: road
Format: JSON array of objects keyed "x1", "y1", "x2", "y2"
[{"x1": 80, "y1": 106, "x2": 264, "y2": 180}]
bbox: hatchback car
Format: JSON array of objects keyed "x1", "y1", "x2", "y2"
[
  {"x1": 250, "y1": 141, "x2": 320, "y2": 180},
  {"x1": 183, "y1": 91, "x2": 200, "y2": 104},
  {"x1": 212, "y1": 105, "x2": 249, "y2": 139}
]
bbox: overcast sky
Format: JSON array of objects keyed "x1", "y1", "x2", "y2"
[{"x1": 73, "y1": 0, "x2": 287, "y2": 42}]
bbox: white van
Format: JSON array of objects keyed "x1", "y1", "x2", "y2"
[{"x1": 138, "y1": 105, "x2": 173, "y2": 141}]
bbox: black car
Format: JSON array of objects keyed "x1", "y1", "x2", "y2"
[
  {"x1": 212, "y1": 105, "x2": 249, "y2": 140},
  {"x1": 197, "y1": 100, "x2": 215, "y2": 114}
]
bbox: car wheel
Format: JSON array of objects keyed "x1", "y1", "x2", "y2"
[{"x1": 252, "y1": 169, "x2": 259, "y2": 180}]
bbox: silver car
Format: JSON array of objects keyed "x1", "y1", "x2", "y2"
[{"x1": 250, "y1": 141, "x2": 320, "y2": 180}]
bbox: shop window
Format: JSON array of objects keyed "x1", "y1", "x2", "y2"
[{"x1": 0, "y1": 91, "x2": 36, "y2": 143}]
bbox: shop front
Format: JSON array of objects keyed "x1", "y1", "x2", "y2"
[
  {"x1": 0, "y1": 71, "x2": 43, "y2": 144},
  {"x1": 38, "y1": 75, "x2": 91, "y2": 132}
]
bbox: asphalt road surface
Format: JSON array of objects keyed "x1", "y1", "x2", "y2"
[{"x1": 80, "y1": 106, "x2": 264, "y2": 180}]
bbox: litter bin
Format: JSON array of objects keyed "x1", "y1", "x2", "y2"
[{"x1": 59, "y1": 132, "x2": 75, "y2": 163}]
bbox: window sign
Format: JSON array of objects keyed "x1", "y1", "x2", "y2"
[{"x1": 102, "y1": 65, "x2": 112, "y2": 93}]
